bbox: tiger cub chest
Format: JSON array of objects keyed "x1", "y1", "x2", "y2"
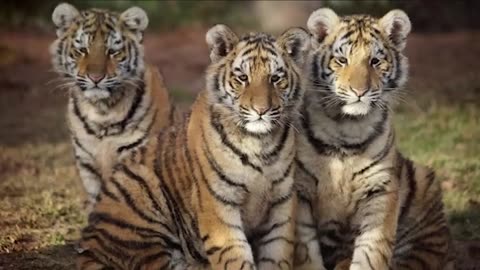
[
  {"x1": 242, "y1": 159, "x2": 294, "y2": 233},
  {"x1": 242, "y1": 174, "x2": 272, "y2": 231},
  {"x1": 314, "y1": 154, "x2": 395, "y2": 225}
]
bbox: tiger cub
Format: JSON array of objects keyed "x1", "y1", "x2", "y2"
[
  {"x1": 294, "y1": 8, "x2": 455, "y2": 270},
  {"x1": 50, "y1": 3, "x2": 177, "y2": 210},
  {"x1": 75, "y1": 25, "x2": 310, "y2": 269}
]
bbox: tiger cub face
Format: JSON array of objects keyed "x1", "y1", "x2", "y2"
[
  {"x1": 307, "y1": 8, "x2": 411, "y2": 116},
  {"x1": 206, "y1": 25, "x2": 309, "y2": 135},
  {"x1": 50, "y1": 3, "x2": 148, "y2": 102}
]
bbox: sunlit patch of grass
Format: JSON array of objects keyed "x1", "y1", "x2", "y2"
[
  {"x1": 395, "y1": 102, "x2": 480, "y2": 240},
  {"x1": 0, "y1": 142, "x2": 85, "y2": 253}
]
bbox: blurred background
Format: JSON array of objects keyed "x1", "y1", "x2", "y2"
[{"x1": 0, "y1": 1, "x2": 479, "y2": 269}]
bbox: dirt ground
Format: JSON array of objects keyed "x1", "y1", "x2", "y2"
[{"x1": 0, "y1": 28, "x2": 479, "y2": 269}]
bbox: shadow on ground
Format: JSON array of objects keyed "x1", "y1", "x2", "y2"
[{"x1": 0, "y1": 244, "x2": 76, "y2": 270}]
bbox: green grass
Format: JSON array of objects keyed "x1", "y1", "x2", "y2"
[{"x1": 395, "y1": 102, "x2": 480, "y2": 240}]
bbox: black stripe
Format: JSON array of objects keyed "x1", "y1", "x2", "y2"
[
  {"x1": 152, "y1": 136, "x2": 179, "y2": 236},
  {"x1": 202, "y1": 130, "x2": 249, "y2": 194},
  {"x1": 202, "y1": 234, "x2": 209, "y2": 242},
  {"x1": 88, "y1": 227, "x2": 165, "y2": 250},
  {"x1": 396, "y1": 253, "x2": 429, "y2": 269},
  {"x1": 157, "y1": 129, "x2": 206, "y2": 262},
  {"x1": 218, "y1": 244, "x2": 246, "y2": 264},
  {"x1": 116, "y1": 81, "x2": 145, "y2": 131},
  {"x1": 133, "y1": 251, "x2": 171, "y2": 270},
  {"x1": 209, "y1": 108, "x2": 262, "y2": 173},
  {"x1": 131, "y1": 40, "x2": 139, "y2": 73},
  {"x1": 193, "y1": 147, "x2": 242, "y2": 207},
  {"x1": 216, "y1": 213, "x2": 243, "y2": 231},
  {"x1": 423, "y1": 168, "x2": 436, "y2": 198},
  {"x1": 295, "y1": 158, "x2": 320, "y2": 186},
  {"x1": 224, "y1": 257, "x2": 240, "y2": 270},
  {"x1": 260, "y1": 125, "x2": 291, "y2": 164},
  {"x1": 297, "y1": 192, "x2": 313, "y2": 214},
  {"x1": 72, "y1": 136, "x2": 94, "y2": 158},
  {"x1": 99, "y1": 182, "x2": 120, "y2": 202},
  {"x1": 109, "y1": 176, "x2": 166, "y2": 226},
  {"x1": 289, "y1": 73, "x2": 302, "y2": 104},
  {"x1": 253, "y1": 218, "x2": 291, "y2": 241},
  {"x1": 206, "y1": 245, "x2": 222, "y2": 255},
  {"x1": 80, "y1": 233, "x2": 128, "y2": 265},
  {"x1": 88, "y1": 212, "x2": 180, "y2": 250},
  {"x1": 116, "y1": 164, "x2": 169, "y2": 218},
  {"x1": 72, "y1": 95, "x2": 97, "y2": 136},
  {"x1": 257, "y1": 236, "x2": 294, "y2": 247},
  {"x1": 78, "y1": 162, "x2": 102, "y2": 179},
  {"x1": 398, "y1": 158, "x2": 417, "y2": 222},
  {"x1": 363, "y1": 250, "x2": 374, "y2": 270},
  {"x1": 350, "y1": 130, "x2": 395, "y2": 181},
  {"x1": 79, "y1": 237, "x2": 125, "y2": 269},
  {"x1": 261, "y1": 45, "x2": 278, "y2": 57},
  {"x1": 168, "y1": 105, "x2": 176, "y2": 125},
  {"x1": 117, "y1": 109, "x2": 157, "y2": 153},
  {"x1": 311, "y1": 52, "x2": 320, "y2": 82},
  {"x1": 386, "y1": 51, "x2": 402, "y2": 89},
  {"x1": 339, "y1": 109, "x2": 388, "y2": 151},
  {"x1": 263, "y1": 189, "x2": 294, "y2": 221},
  {"x1": 396, "y1": 199, "x2": 445, "y2": 245},
  {"x1": 301, "y1": 108, "x2": 340, "y2": 156},
  {"x1": 271, "y1": 161, "x2": 293, "y2": 186},
  {"x1": 340, "y1": 30, "x2": 355, "y2": 41},
  {"x1": 182, "y1": 119, "x2": 203, "y2": 210}
]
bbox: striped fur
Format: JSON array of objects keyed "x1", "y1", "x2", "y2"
[
  {"x1": 76, "y1": 26, "x2": 310, "y2": 269},
  {"x1": 294, "y1": 9, "x2": 455, "y2": 270},
  {"x1": 50, "y1": 4, "x2": 176, "y2": 210}
]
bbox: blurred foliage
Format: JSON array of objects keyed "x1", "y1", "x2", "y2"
[
  {"x1": 324, "y1": 0, "x2": 479, "y2": 32},
  {"x1": 0, "y1": 0, "x2": 254, "y2": 32},
  {"x1": 0, "y1": 0, "x2": 478, "y2": 33}
]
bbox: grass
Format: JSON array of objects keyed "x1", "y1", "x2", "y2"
[
  {"x1": 395, "y1": 102, "x2": 480, "y2": 240},
  {"x1": 0, "y1": 141, "x2": 85, "y2": 253}
]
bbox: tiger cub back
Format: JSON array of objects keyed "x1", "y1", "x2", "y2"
[
  {"x1": 76, "y1": 25, "x2": 310, "y2": 270},
  {"x1": 294, "y1": 8, "x2": 455, "y2": 270},
  {"x1": 49, "y1": 3, "x2": 178, "y2": 210}
]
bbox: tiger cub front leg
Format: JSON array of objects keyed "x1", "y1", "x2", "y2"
[
  {"x1": 74, "y1": 158, "x2": 102, "y2": 212},
  {"x1": 349, "y1": 190, "x2": 399, "y2": 270},
  {"x1": 294, "y1": 192, "x2": 326, "y2": 270},
  {"x1": 199, "y1": 207, "x2": 255, "y2": 270},
  {"x1": 254, "y1": 178, "x2": 296, "y2": 270}
]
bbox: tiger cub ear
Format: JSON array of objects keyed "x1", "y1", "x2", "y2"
[
  {"x1": 277, "y1": 27, "x2": 310, "y2": 66},
  {"x1": 52, "y1": 3, "x2": 80, "y2": 37},
  {"x1": 120, "y1": 7, "x2": 149, "y2": 41},
  {"x1": 307, "y1": 8, "x2": 339, "y2": 46},
  {"x1": 206, "y1": 24, "x2": 239, "y2": 63},
  {"x1": 380, "y1": 9, "x2": 411, "y2": 51}
]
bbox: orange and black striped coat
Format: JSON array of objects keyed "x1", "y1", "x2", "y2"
[
  {"x1": 76, "y1": 26, "x2": 311, "y2": 270},
  {"x1": 294, "y1": 8, "x2": 455, "y2": 270}
]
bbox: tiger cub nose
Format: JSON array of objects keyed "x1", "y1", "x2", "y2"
[
  {"x1": 87, "y1": 73, "x2": 105, "y2": 83},
  {"x1": 253, "y1": 105, "x2": 270, "y2": 116},
  {"x1": 350, "y1": 86, "x2": 369, "y2": 97}
]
